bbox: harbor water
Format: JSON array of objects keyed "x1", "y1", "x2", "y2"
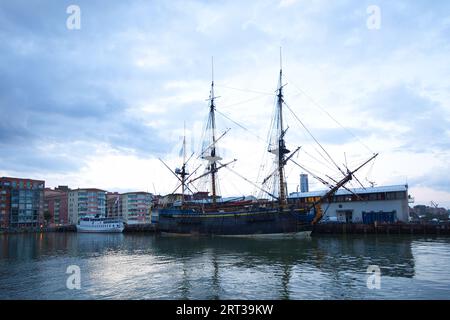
[{"x1": 1, "y1": 233, "x2": 450, "y2": 299}]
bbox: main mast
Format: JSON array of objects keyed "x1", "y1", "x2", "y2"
[
  {"x1": 210, "y1": 78, "x2": 217, "y2": 205},
  {"x1": 205, "y1": 58, "x2": 221, "y2": 206},
  {"x1": 275, "y1": 52, "x2": 289, "y2": 206}
]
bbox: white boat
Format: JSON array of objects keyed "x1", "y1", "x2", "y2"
[{"x1": 76, "y1": 217, "x2": 124, "y2": 233}]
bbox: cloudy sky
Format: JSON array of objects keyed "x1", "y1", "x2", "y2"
[{"x1": 0, "y1": 0, "x2": 449, "y2": 207}]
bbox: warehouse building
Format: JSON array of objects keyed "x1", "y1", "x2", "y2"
[{"x1": 289, "y1": 184, "x2": 411, "y2": 223}]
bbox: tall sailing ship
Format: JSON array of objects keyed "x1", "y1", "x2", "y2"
[{"x1": 156, "y1": 57, "x2": 377, "y2": 237}]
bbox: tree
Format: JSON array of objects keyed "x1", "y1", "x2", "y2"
[{"x1": 44, "y1": 210, "x2": 53, "y2": 225}]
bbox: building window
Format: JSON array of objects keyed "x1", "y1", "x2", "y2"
[
  {"x1": 386, "y1": 192, "x2": 395, "y2": 200},
  {"x1": 396, "y1": 192, "x2": 406, "y2": 200},
  {"x1": 369, "y1": 193, "x2": 377, "y2": 201}
]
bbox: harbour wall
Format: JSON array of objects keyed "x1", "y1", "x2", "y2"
[
  {"x1": 0, "y1": 223, "x2": 158, "y2": 234},
  {"x1": 2, "y1": 223, "x2": 450, "y2": 235},
  {"x1": 312, "y1": 222, "x2": 450, "y2": 235}
]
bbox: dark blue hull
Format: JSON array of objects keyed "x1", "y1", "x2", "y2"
[{"x1": 157, "y1": 206, "x2": 314, "y2": 236}]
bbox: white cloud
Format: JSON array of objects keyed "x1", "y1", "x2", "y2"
[
  {"x1": 1, "y1": 0, "x2": 450, "y2": 208},
  {"x1": 279, "y1": 0, "x2": 298, "y2": 8},
  {"x1": 133, "y1": 49, "x2": 170, "y2": 69}
]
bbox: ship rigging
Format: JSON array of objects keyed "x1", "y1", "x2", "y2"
[{"x1": 156, "y1": 54, "x2": 378, "y2": 235}]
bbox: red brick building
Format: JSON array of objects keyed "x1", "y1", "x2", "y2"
[
  {"x1": 44, "y1": 187, "x2": 69, "y2": 226},
  {"x1": 0, "y1": 184, "x2": 11, "y2": 228}
]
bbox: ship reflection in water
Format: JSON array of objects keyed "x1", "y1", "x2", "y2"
[{"x1": 0, "y1": 233, "x2": 449, "y2": 299}]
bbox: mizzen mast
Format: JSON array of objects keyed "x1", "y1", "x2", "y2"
[{"x1": 181, "y1": 123, "x2": 187, "y2": 204}]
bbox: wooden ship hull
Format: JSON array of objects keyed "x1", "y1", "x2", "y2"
[{"x1": 158, "y1": 206, "x2": 314, "y2": 237}]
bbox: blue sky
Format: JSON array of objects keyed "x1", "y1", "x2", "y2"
[{"x1": 0, "y1": 0, "x2": 449, "y2": 207}]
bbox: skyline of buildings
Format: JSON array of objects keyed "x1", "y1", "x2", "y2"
[
  {"x1": 1, "y1": 174, "x2": 449, "y2": 229},
  {"x1": 1, "y1": 176, "x2": 156, "y2": 228}
]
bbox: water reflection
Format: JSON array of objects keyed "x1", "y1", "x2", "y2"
[
  {"x1": 0, "y1": 233, "x2": 446, "y2": 300},
  {"x1": 149, "y1": 235, "x2": 416, "y2": 299},
  {"x1": 151, "y1": 235, "x2": 415, "y2": 276}
]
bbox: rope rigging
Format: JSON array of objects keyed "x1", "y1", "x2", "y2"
[
  {"x1": 161, "y1": 64, "x2": 378, "y2": 202},
  {"x1": 283, "y1": 101, "x2": 347, "y2": 177},
  {"x1": 214, "y1": 109, "x2": 266, "y2": 143},
  {"x1": 285, "y1": 76, "x2": 375, "y2": 155},
  {"x1": 215, "y1": 84, "x2": 274, "y2": 96}
]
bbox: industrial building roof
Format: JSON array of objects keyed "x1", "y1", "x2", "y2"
[{"x1": 289, "y1": 184, "x2": 408, "y2": 198}]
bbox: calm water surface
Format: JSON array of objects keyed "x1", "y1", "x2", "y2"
[{"x1": 1, "y1": 233, "x2": 450, "y2": 299}]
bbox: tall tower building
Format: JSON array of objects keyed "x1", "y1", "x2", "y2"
[{"x1": 300, "y1": 174, "x2": 309, "y2": 193}]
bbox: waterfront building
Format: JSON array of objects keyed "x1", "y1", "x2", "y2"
[
  {"x1": 289, "y1": 184, "x2": 411, "y2": 223},
  {"x1": 410, "y1": 204, "x2": 449, "y2": 222},
  {"x1": 121, "y1": 192, "x2": 153, "y2": 224},
  {"x1": 158, "y1": 193, "x2": 184, "y2": 207},
  {"x1": 157, "y1": 192, "x2": 210, "y2": 206},
  {"x1": 54, "y1": 185, "x2": 70, "y2": 192},
  {"x1": 0, "y1": 177, "x2": 45, "y2": 228},
  {"x1": 44, "y1": 187, "x2": 69, "y2": 226},
  {"x1": 106, "y1": 192, "x2": 122, "y2": 219},
  {"x1": 68, "y1": 188, "x2": 107, "y2": 224},
  {"x1": 106, "y1": 192, "x2": 153, "y2": 224}
]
